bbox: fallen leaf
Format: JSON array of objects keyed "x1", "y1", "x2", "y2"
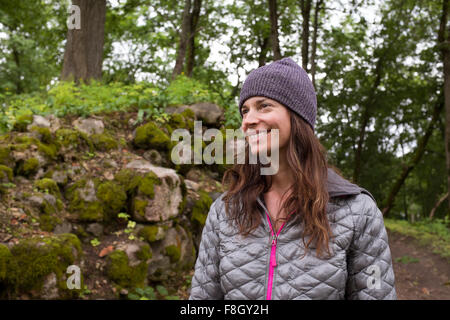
[
  {"x1": 421, "y1": 287, "x2": 430, "y2": 295},
  {"x1": 99, "y1": 245, "x2": 114, "y2": 258},
  {"x1": 10, "y1": 218, "x2": 18, "y2": 225}
]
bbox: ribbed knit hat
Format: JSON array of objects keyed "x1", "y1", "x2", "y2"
[{"x1": 238, "y1": 57, "x2": 317, "y2": 131}]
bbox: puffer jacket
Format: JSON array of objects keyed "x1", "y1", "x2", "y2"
[{"x1": 189, "y1": 168, "x2": 397, "y2": 300}]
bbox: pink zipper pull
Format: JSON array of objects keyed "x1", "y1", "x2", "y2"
[{"x1": 271, "y1": 235, "x2": 277, "y2": 267}]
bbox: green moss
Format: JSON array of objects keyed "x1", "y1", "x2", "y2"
[
  {"x1": 16, "y1": 158, "x2": 39, "y2": 177},
  {"x1": 0, "y1": 244, "x2": 12, "y2": 280},
  {"x1": 177, "y1": 177, "x2": 187, "y2": 214},
  {"x1": 181, "y1": 109, "x2": 195, "y2": 132},
  {"x1": 39, "y1": 214, "x2": 62, "y2": 232},
  {"x1": 106, "y1": 249, "x2": 149, "y2": 288},
  {"x1": 138, "y1": 171, "x2": 161, "y2": 199},
  {"x1": 0, "y1": 146, "x2": 13, "y2": 167},
  {"x1": 164, "y1": 245, "x2": 181, "y2": 263},
  {"x1": 5, "y1": 233, "x2": 82, "y2": 295},
  {"x1": 134, "y1": 199, "x2": 148, "y2": 217},
  {"x1": 36, "y1": 141, "x2": 59, "y2": 160},
  {"x1": 30, "y1": 126, "x2": 53, "y2": 144},
  {"x1": 55, "y1": 128, "x2": 94, "y2": 151},
  {"x1": 138, "y1": 226, "x2": 161, "y2": 243},
  {"x1": 0, "y1": 165, "x2": 13, "y2": 182},
  {"x1": 96, "y1": 181, "x2": 127, "y2": 220},
  {"x1": 65, "y1": 179, "x2": 104, "y2": 222},
  {"x1": 13, "y1": 114, "x2": 33, "y2": 132},
  {"x1": 191, "y1": 190, "x2": 213, "y2": 227},
  {"x1": 114, "y1": 169, "x2": 142, "y2": 193},
  {"x1": 136, "y1": 243, "x2": 152, "y2": 260},
  {"x1": 90, "y1": 133, "x2": 118, "y2": 151},
  {"x1": 133, "y1": 122, "x2": 171, "y2": 151},
  {"x1": 34, "y1": 178, "x2": 61, "y2": 199}
]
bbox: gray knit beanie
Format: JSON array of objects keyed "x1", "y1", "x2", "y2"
[{"x1": 238, "y1": 57, "x2": 317, "y2": 131}]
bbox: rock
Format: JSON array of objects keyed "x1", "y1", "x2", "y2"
[
  {"x1": 142, "y1": 149, "x2": 163, "y2": 166},
  {"x1": 46, "y1": 115, "x2": 61, "y2": 133},
  {"x1": 189, "y1": 102, "x2": 224, "y2": 127},
  {"x1": 72, "y1": 118, "x2": 104, "y2": 136},
  {"x1": 78, "y1": 180, "x2": 98, "y2": 202},
  {"x1": 49, "y1": 170, "x2": 69, "y2": 186},
  {"x1": 43, "y1": 194, "x2": 57, "y2": 208},
  {"x1": 165, "y1": 103, "x2": 223, "y2": 127},
  {"x1": 28, "y1": 195, "x2": 45, "y2": 207},
  {"x1": 27, "y1": 115, "x2": 51, "y2": 131},
  {"x1": 54, "y1": 222, "x2": 72, "y2": 234},
  {"x1": 86, "y1": 223, "x2": 103, "y2": 237},
  {"x1": 184, "y1": 179, "x2": 199, "y2": 191},
  {"x1": 125, "y1": 160, "x2": 183, "y2": 222},
  {"x1": 41, "y1": 273, "x2": 59, "y2": 299},
  {"x1": 147, "y1": 226, "x2": 195, "y2": 281}
]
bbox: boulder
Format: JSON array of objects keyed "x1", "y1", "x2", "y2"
[
  {"x1": 72, "y1": 118, "x2": 104, "y2": 136},
  {"x1": 125, "y1": 160, "x2": 183, "y2": 222}
]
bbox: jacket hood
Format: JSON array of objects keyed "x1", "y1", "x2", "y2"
[{"x1": 326, "y1": 168, "x2": 375, "y2": 201}]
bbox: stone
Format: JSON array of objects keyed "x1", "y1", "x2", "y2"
[
  {"x1": 41, "y1": 273, "x2": 59, "y2": 299},
  {"x1": 27, "y1": 115, "x2": 51, "y2": 131},
  {"x1": 86, "y1": 223, "x2": 103, "y2": 237},
  {"x1": 72, "y1": 118, "x2": 104, "y2": 136},
  {"x1": 142, "y1": 149, "x2": 163, "y2": 166},
  {"x1": 184, "y1": 179, "x2": 199, "y2": 191},
  {"x1": 147, "y1": 226, "x2": 195, "y2": 281},
  {"x1": 126, "y1": 160, "x2": 183, "y2": 222},
  {"x1": 189, "y1": 102, "x2": 224, "y2": 127},
  {"x1": 54, "y1": 222, "x2": 72, "y2": 234}
]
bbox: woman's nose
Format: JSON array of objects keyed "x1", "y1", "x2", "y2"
[{"x1": 241, "y1": 109, "x2": 259, "y2": 131}]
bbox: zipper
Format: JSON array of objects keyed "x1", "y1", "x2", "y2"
[{"x1": 265, "y1": 210, "x2": 295, "y2": 300}]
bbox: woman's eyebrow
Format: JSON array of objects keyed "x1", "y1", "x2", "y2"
[{"x1": 242, "y1": 98, "x2": 268, "y2": 109}]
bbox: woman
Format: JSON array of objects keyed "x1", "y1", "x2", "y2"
[{"x1": 189, "y1": 57, "x2": 397, "y2": 300}]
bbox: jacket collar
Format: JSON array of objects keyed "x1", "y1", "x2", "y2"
[{"x1": 256, "y1": 167, "x2": 375, "y2": 210}]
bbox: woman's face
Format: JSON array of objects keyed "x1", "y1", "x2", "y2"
[{"x1": 241, "y1": 96, "x2": 291, "y2": 156}]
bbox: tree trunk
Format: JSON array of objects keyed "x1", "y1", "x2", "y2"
[
  {"x1": 439, "y1": 0, "x2": 450, "y2": 212},
  {"x1": 310, "y1": 0, "x2": 323, "y2": 89},
  {"x1": 258, "y1": 35, "x2": 271, "y2": 67},
  {"x1": 186, "y1": 0, "x2": 202, "y2": 77},
  {"x1": 61, "y1": 0, "x2": 106, "y2": 83},
  {"x1": 268, "y1": 0, "x2": 282, "y2": 61},
  {"x1": 429, "y1": 192, "x2": 449, "y2": 219},
  {"x1": 382, "y1": 95, "x2": 445, "y2": 217},
  {"x1": 299, "y1": 0, "x2": 312, "y2": 71},
  {"x1": 353, "y1": 55, "x2": 384, "y2": 184},
  {"x1": 172, "y1": 0, "x2": 192, "y2": 80}
]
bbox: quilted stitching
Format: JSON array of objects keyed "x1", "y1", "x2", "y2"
[{"x1": 189, "y1": 192, "x2": 397, "y2": 300}]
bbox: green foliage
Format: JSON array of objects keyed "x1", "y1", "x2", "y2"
[
  {"x1": 395, "y1": 255, "x2": 420, "y2": 264},
  {"x1": 127, "y1": 285, "x2": 179, "y2": 300},
  {"x1": 385, "y1": 217, "x2": 450, "y2": 260}
]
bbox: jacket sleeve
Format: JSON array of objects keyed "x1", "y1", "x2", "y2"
[
  {"x1": 345, "y1": 194, "x2": 397, "y2": 300},
  {"x1": 189, "y1": 198, "x2": 224, "y2": 300}
]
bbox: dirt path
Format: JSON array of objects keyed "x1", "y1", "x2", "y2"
[{"x1": 387, "y1": 229, "x2": 450, "y2": 300}]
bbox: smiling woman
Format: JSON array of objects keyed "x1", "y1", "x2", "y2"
[{"x1": 189, "y1": 57, "x2": 397, "y2": 300}]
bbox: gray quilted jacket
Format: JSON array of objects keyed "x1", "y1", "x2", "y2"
[{"x1": 189, "y1": 168, "x2": 397, "y2": 300}]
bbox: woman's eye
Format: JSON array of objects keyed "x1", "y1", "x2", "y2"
[{"x1": 261, "y1": 104, "x2": 270, "y2": 108}]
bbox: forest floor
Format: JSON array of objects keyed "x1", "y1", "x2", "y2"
[{"x1": 387, "y1": 229, "x2": 450, "y2": 300}]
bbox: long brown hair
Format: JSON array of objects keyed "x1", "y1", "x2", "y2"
[{"x1": 222, "y1": 110, "x2": 334, "y2": 258}]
